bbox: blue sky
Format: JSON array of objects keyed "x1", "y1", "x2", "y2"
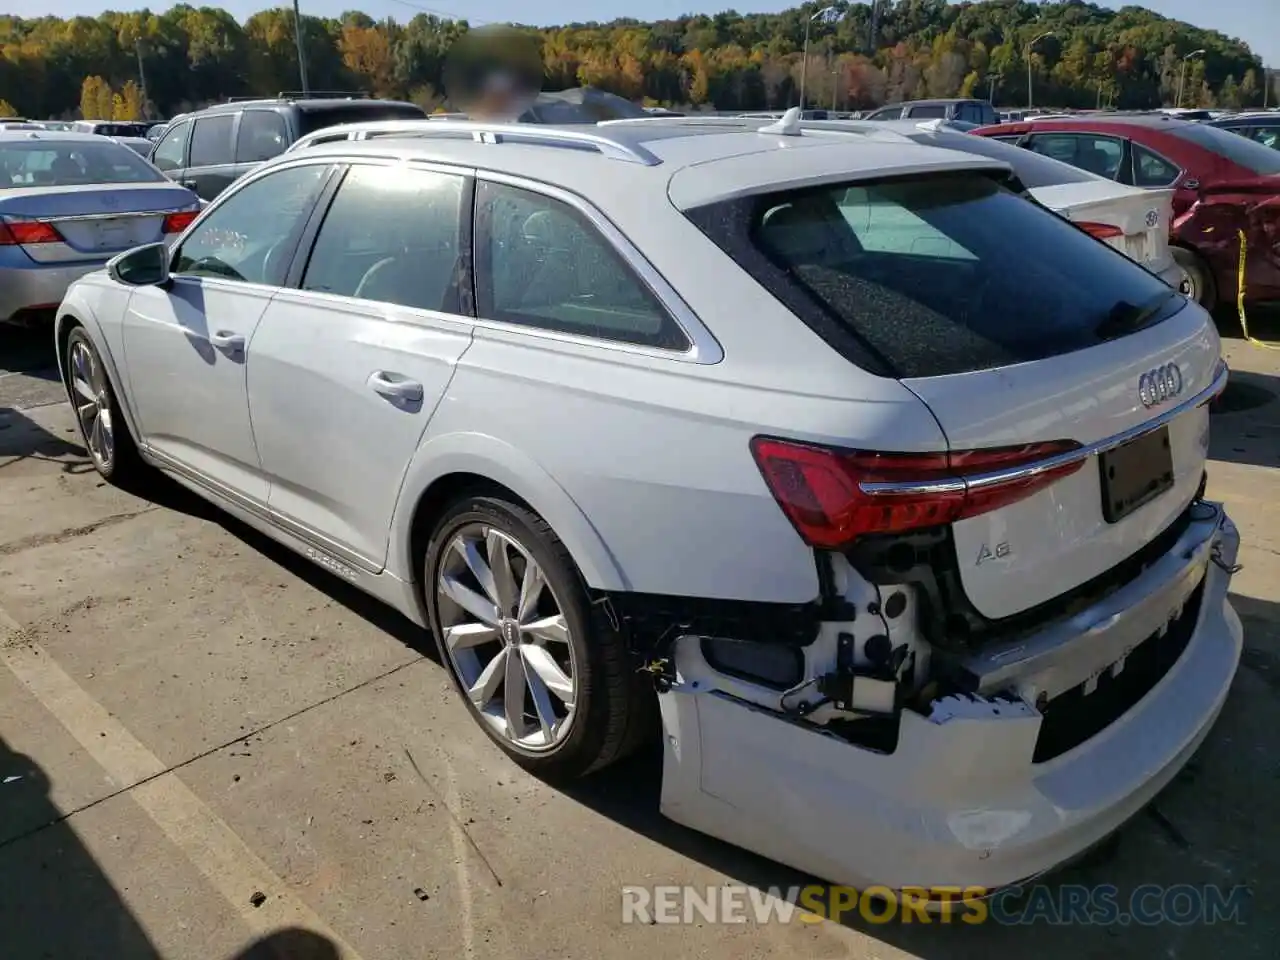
[{"x1": 26, "y1": 0, "x2": 1280, "y2": 65}]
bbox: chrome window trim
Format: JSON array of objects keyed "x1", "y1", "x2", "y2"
[
  {"x1": 472, "y1": 169, "x2": 724, "y2": 364},
  {"x1": 859, "y1": 362, "x2": 1228, "y2": 497}
]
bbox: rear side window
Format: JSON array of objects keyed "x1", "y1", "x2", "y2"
[
  {"x1": 1248, "y1": 126, "x2": 1279, "y2": 150},
  {"x1": 1131, "y1": 145, "x2": 1181, "y2": 187},
  {"x1": 683, "y1": 173, "x2": 1181, "y2": 379},
  {"x1": 475, "y1": 180, "x2": 688, "y2": 350},
  {"x1": 189, "y1": 114, "x2": 235, "y2": 167},
  {"x1": 236, "y1": 110, "x2": 289, "y2": 162},
  {"x1": 906, "y1": 104, "x2": 949, "y2": 119},
  {"x1": 297, "y1": 104, "x2": 425, "y2": 136},
  {"x1": 1171, "y1": 122, "x2": 1280, "y2": 174}
]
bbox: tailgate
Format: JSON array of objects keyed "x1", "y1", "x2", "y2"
[{"x1": 902, "y1": 302, "x2": 1221, "y2": 620}]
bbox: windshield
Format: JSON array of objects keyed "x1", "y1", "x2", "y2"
[
  {"x1": 685, "y1": 172, "x2": 1181, "y2": 378},
  {"x1": 1169, "y1": 122, "x2": 1280, "y2": 175},
  {"x1": 0, "y1": 140, "x2": 165, "y2": 187}
]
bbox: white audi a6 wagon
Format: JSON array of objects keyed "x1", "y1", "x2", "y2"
[{"x1": 55, "y1": 109, "x2": 1241, "y2": 895}]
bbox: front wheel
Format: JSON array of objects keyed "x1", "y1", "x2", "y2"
[
  {"x1": 424, "y1": 495, "x2": 654, "y2": 781},
  {"x1": 1171, "y1": 246, "x2": 1217, "y2": 311},
  {"x1": 64, "y1": 327, "x2": 145, "y2": 484}
]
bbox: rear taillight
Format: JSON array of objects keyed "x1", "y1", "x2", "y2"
[
  {"x1": 0, "y1": 218, "x2": 62, "y2": 246},
  {"x1": 750, "y1": 437, "x2": 1085, "y2": 549},
  {"x1": 162, "y1": 210, "x2": 199, "y2": 234},
  {"x1": 1076, "y1": 221, "x2": 1125, "y2": 240}
]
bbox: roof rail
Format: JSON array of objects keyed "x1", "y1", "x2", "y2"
[
  {"x1": 278, "y1": 90, "x2": 371, "y2": 100},
  {"x1": 287, "y1": 118, "x2": 663, "y2": 165},
  {"x1": 600, "y1": 112, "x2": 918, "y2": 145}
]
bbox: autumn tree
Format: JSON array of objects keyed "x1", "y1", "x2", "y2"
[
  {"x1": 0, "y1": 97, "x2": 17, "y2": 117},
  {"x1": 80, "y1": 75, "x2": 113, "y2": 119}
]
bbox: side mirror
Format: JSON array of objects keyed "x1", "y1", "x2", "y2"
[{"x1": 107, "y1": 242, "x2": 171, "y2": 287}]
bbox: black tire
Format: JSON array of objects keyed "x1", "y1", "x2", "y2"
[
  {"x1": 64, "y1": 325, "x2": 146, "y2": 485},
  {"x1": 424, "y1": 494, "x2": 656, "y2": 782},
  {"x1": 1171, "y1": 246, "x2": 1217, "y2": 311}
]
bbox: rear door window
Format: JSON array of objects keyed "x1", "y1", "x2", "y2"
[
  {"x1": 1027, "y1": 134, "x2": 1124, "y2": 179},
  {"x1": 300, "y1": 163, "x2": 466, "y2": 312},
  {"x1": 906, "y1": 104, "x2": 949, "y2": 119},
  {"x1": 235, "y1": 110, "x2": 289, "y2": 163},
  {"x1": 188, "y1": 114, "x2": 235, "y2": 168},
  {"x1": 683, "y1": 173, "x2": 1181, "y2": 378},
  {"x1": 1247, "y1": 125, "x2": 1280, "y2": 150}
]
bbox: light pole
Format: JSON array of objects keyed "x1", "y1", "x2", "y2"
[
  {"x1": 986, "y1": 72, "x2": 999, "y2": 103},
  {"x1": 1025, "y1": 31, "x2": 1053, "y2": 109},
  {"x1": 291, "y1": 0, "x2": 310, "y2": 96},
  {"x1": 800, "y1": 6, "x2": 843, "y2": 113},
  {"x1": 1177, "y1": 48, "x2": 1205, "y2": 108}
]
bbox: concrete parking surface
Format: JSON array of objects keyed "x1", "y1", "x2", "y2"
[{"x1": 2, "y1": 312, "x2": 1279, "y2": 959}]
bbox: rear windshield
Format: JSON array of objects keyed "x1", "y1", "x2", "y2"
[
  {"x1": 298, "y1": 103, "x2": 426, "y2": 135},
  {"x1": 0, "y1": 140, "x2": 165, "y2": 187},
  {"x1": 1169, "y1": 122, "x2": 1280, "y2": 175},
  {"x1": 684, "y1": 172, "x2": 1182, "y2": 379}
]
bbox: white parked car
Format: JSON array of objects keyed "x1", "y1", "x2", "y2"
[
  {"x1": 55, "y1": 110, "x2": 1240, "y2": 895},
  {"x1": 844, "y1": 118, "x2": 1189, "y2": 293}
]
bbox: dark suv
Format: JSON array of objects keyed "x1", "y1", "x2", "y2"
[
  {"x1": 147, "y1": 94, "x2": 426, "y2": 201},
  {"x1": 862, "y1": 98, "x2": 999, "y2": 125}
]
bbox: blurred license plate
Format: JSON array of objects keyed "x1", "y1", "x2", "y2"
[
  {"x1": 95, "y1": 218, "x2": 129, "y2": 249},
  {"x1": 1099, "y1": 425, "x2": 1175, "y2": 523}
]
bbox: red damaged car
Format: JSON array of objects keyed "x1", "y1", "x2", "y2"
[{"x1": 973, "y1": 114, "x2": 1280, "y2": 310}]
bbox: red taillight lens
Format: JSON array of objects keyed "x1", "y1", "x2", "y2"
[
  {"x1": 1076, "y1": 221, "x2": 1124, "y2": 240},
  {"x1": 750, "y1": 437, "x2": 1084, "y2": 549},
  {"x1": 162, "y1": 210, "x2": 199, "y2": 234},
  {"x1": 0, "y1": 218, "x2": 62, "y2": 246}
]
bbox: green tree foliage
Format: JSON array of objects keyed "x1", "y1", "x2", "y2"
[{"x1": 0, "y1": 2, "x2": 1267, "y2": 118}]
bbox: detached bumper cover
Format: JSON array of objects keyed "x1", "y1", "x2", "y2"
[{"x1": 657, "y1": 501, "x2": 1242, "y2": 891}]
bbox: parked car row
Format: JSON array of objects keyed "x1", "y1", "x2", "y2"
[
  {"x1": 54, "y1": 106, "x2": 1240, "y2": 897},
  {"x1": 973, "y1": 113, "x2": 1280, "y2": 308}
]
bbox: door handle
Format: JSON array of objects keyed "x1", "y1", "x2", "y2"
[
  {"x1": 210, "y1": 331, "x2": 245, "y2": 352},
  {"x1": 369, "y1": 372, "x2": 424, "y2": 403}
]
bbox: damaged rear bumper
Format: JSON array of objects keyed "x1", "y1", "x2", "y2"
[{"x1": 656, "y1": 501, "x2": 1242, "y2": 892}]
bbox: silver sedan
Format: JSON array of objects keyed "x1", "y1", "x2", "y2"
[{"x1": 0, "y1": 130, "x2": 200, "y2": 325}]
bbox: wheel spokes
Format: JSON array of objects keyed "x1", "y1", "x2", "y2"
[
  {"x1": 503, "y1": 641, "x2": 528, "y2": 737},
  {"x1": 485, "y1": 530, "x2": 518, "y2": 616},
  {"x1": 444, "y1": 621, "x2": 499, "y2": 651},
  {"x1": 467, "y1": 646, "x2": 507, "y2": 708},
  {"x1": 523, "y1": 614, "x2": 569, "y2": 646},
  {"x1": 439, "y1": 572, "x2": 500, "y2": 626},
  {"x1": 521, "y1": 645, "x2": 574, "y2": 705}
]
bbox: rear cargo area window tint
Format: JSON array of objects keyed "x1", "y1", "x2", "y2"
[{"x1": 684, "y1": 172, "x2": 1183, "y2": 379}]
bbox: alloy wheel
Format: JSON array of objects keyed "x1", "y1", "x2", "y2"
[
  {"x1": 69, "y1": 339, "x2": 115, "y2": 472},
  {"x1": 436, "y1": 525, "x2": 578, "y2": 751}
]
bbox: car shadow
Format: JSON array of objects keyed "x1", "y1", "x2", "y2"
[
  {"x1": 125, "y1": 469, "x2": 438, "y2": 665},
  {"x1": 0, "y1": 735, "x2": 163, "y2": 959}
]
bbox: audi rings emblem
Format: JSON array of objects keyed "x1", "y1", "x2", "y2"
[{"x1": 1138, "y1": 363, "x2": 1183, "y2": 408}]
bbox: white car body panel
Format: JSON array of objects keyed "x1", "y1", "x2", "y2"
[
  {"x1": 120, "y1": 276, "x2": 274, "y2": 501},
  {"x1": 905, "y1": 304, "x2": 1218, "y2": 619},
  {"x1": 247, "y1": 290, "x2": 475, "y2": 571},
  {"x1": 54, "y1": 115, "x2": 1241, "y2": 896}
]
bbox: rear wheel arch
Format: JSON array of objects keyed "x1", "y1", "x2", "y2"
[{"x1": 392, "y1": 443, "x2": 628, "y2": 595}]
